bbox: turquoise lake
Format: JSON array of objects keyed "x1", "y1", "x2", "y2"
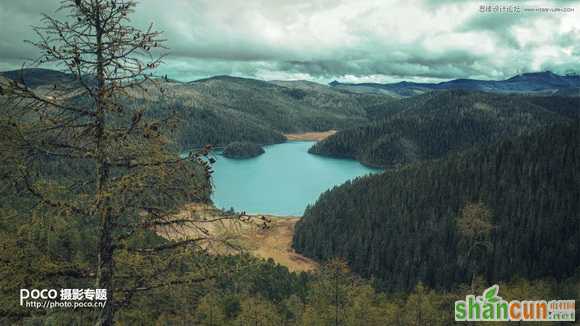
[{"x1": 211, "y1": 141, "x2": 380, "y2": 216}]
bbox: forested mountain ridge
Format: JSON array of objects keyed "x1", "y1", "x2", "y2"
[
  {"x1": 294, "y1": 122, "x2": 580, "y2": 291},
  {"x1": 0, "y1": 69, "x2": 395, "y2": 149},
  {"x1": 309, "y1": 90, "x2": 579, "y2": 167}
]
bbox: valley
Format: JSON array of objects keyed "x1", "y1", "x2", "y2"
[
  {"x1": 2, "y1": 1, "x2": 580, "y2": 324},
  {"x1": 2, "y1": 67, "x2": 579, "y2": 325}
]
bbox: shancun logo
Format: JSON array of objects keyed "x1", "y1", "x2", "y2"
[{"x1": 454, "y1": 285, "x2": 575, "y2": 322}]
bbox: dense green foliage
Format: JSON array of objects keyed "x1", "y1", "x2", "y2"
[
  {"x1": 222, "y1": 141, "x2": 265, "y2": 159},
  {"x1": 309, "y1": 90, "x2": 579, "y2": 167},
  {"x1": 295, "y1": 122, "x2": 580, "y2": 291},
  {"x1": 168, "y1": 98, "x2": 287, "y2": 149},
  {"x1": 4, "y1": 231, "x2": 577, "y2": 326},
  {"x1": 0, "y1": 108, "x2": 213, "y2": 320}
]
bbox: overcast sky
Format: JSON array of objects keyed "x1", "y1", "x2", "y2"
[{"x1": 1, "y1": 0, "x2": 579, "y2": 83}]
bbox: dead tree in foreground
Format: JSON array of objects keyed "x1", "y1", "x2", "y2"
[{"x1": 1, "y1": 1, "x2": 260, "y2": 324}]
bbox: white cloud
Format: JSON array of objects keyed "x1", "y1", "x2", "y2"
[{"x1": 1, "y1": 0, "x2": 579, "y2": 82}]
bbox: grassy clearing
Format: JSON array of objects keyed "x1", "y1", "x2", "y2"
[{"x1": 158, "y1": 203, "x2": 318, "y2": 272}]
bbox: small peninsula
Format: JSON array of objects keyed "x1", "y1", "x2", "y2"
[{"x1": 222, "y1": 141, "x2": 265, "y2": 159}]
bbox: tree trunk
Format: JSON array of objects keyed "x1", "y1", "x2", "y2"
[
  {"x1": 94, "y1": 5, "x2": 114, "y2": 325},
  {"x1": 95, "y1": 203, "x2": 114, "y2": 326}
]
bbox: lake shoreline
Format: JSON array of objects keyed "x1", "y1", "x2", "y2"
[{"x1": 284, "y1": 130, "x2": 336, "y2": 141}]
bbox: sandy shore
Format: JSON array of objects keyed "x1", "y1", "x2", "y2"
[
  {"x1": 157, "y1": 203, "x2": 318, "y2": 272},
  {"x1": 284, "y1": 130, "x2": 336, "y2": 141}
]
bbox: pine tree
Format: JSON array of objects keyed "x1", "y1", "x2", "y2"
[{"x1": 456, "y1": 201, "x2": 494, "y2": 292}]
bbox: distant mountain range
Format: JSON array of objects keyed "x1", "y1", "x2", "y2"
[
  {"x1": 329, "y1": 71, "x2": 580, "y2": 97},
  {"x1": 3, "y1": 68, "x2": 580, "y2": 97}
]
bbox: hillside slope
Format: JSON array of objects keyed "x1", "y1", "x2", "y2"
[
  {"x1": 294, "y1": 122, "x2": 580, "y2": 291},
  {"x1": 0, "y1": 68, "x2": 77, "y2": 88},
  {"x1": 309, "y1": 90, "x2": 578, "y2": 167}
]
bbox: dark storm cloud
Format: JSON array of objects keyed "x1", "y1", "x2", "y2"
[{"x1": 1, "y1": 0, "x2": 580, "y2": 82}]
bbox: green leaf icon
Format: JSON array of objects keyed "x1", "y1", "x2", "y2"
[{"x1": 483, "y1": 285, "x2": 500, "y2": 303}]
